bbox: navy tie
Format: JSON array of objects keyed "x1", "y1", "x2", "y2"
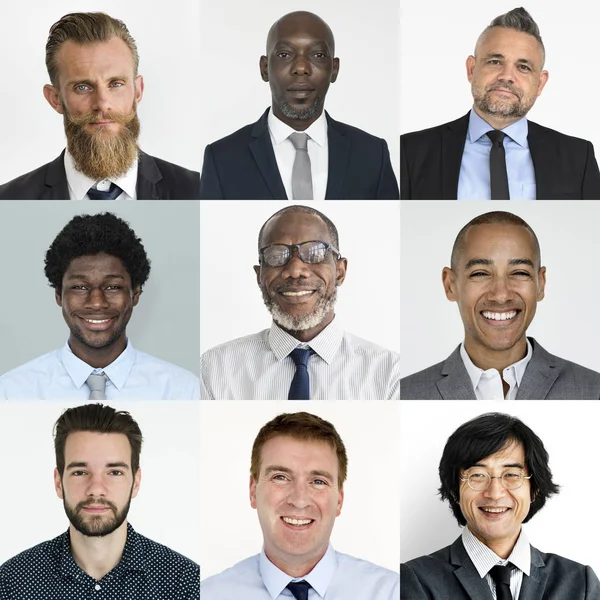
[
  {"x1": 88, "y1": 182, "x2": 123, "y2": 200},
  {"x1": 486, "y1": 130, "x2": 510, "y2": 200},
  {"x1": 288, "y1": 348, "x2": 312, "y2": 400},
  {"x1": 287, "y1": 581, "x2": 312, "y2": 600},
  {"x1": 490, "y1": 565, "x2": 513, "y2": 600}
]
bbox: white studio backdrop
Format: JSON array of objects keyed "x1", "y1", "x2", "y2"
[
  {"x1": 0, "y1": 401, "x2": 201, "y2": 565},
  {"x1": 400, "y1": 401, "x2": 600, "y2": 577},
  {"x1": 400, "y1": 201, "x2": 600, "y2": 378},
  {"x1": 200, "y1": 200, "x2": 400, "y2": 355},
  {"x1": 0, "y1": 201, "x2": 200, "y2": 377},
  {"x1": 198, "y1": 0, "x2": 400, "y2": 181},
  {"x1": 0, "y1": 0, "x2": 201, "y2": 184},
  {"x1": 400, "y1": 0, "x2": 600, "y2": 151},
  {"x1": 199, "y1": 401, "x2": 400, "y2": 579}
]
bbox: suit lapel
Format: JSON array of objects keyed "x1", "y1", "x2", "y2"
[
  {"x1": 450, "y1": 538, "x2": 494, "y2": 600},
  {"x1": 324, "y1": 113, "x2": 350, "y2": 199},
  {"x1": 516, "y1": 338, "x2": 560, "y2": 400},
  {"x1": 436, "y1": 346, "x2": 477, "y2": 399},
  {"x1": 441, "y1": 113, "x2": 469, "y2": 199},
  {"x1": 43, "y1": 151, "x2": 70, "y2": 199},
  {"x1": 518, "y1": 546, "x2": 548, "y2": 600},
  {"x1": 248, "y1": 109, "x2": 287, "y2": 199},
  {"x1": 136, "y1": 151, "x2": 162, "y2": 199},
  {"x1": 527, "y1": 122, "x2": 551, "y2": 199}
]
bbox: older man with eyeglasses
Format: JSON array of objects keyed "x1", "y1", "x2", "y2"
[{"x1": 200, "y1": 204, "x2": 400, "y2": 400}]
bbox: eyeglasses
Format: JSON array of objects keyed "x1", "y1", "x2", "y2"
[
  {"x1": 259, "y1": 241, "x2": 341, "y2": 268},
  {"x1": 460, "y1": 470, "x2": 533, "y2": 491}
]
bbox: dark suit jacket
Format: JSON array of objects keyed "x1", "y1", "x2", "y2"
[
  {"x1": 401, "y1": 536, "x2": 600, "y2": 600},
  {"x1": 199, "y1": 108, "x2": 399, "y2": 199},
  {"x1": 0, "y1": 150, "x2": 200, "y2": 199},
  {"x1": 400, "y1": 338, "x2": 600, "y2": 400},
  {"x1": 400, "y1": 112, "x2": 600, "y2": 199}
]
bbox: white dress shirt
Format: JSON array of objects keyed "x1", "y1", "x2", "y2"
[
  {"x1": 201, "y1": 320, "x2": 400, "y2": 400},
  {"x1": 64, "y1": 151, "x2": 138, "y2": 200},
  {"x1": 462, "y1": 527, "x2": 531, "y2": 600},
  {"x1": 201, "y1": 545, "x2": 399, "y2": 600},
  {"x1": 267, "y1": 109, "x2": 328, "y2": 200},
  {"x1": 460, "y1": 339, "x2": 533, "y2": 400},
  {"x1": 0, "y1": 340, "x2": 200, "y2": 400}
]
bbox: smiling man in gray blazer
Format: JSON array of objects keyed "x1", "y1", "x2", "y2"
[
  {"x1": 401, "y1": 211, "x2": 600, "y2": 400},
  {"x1": 401, "y1": 413, "x2": 600, "y2": 600}
]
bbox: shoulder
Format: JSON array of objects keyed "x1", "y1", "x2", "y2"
[
  {"x1": 201, "y1": 555, "x2": 263, "y2": 594},
  {"x1": 135, "y1": 531, "x2": 200, "y2": 575},
  {"x1": 130, "y1": 348, "x2": 199, "y2": 383},
  {"x1": 401, "y1": 114, "x2": 468, "y2": 143},
  {"x1": 400, "y1": 359, "x2": 446, "y2": 396},
  {"x1": 528, "y1": 120, "x2": 594, "y2": 148},
  {"x1": 530, "y1": 339, "x2": 600, "y2": 384},
  {"x1": 205, "y1": 120, "x2": 262, "y2": 152},
  {"x1": 0, "y1": 535, "x2": 63, "y2": 577},
  {"x1": 326, "y1": 115, "x2": 387, "y2": 145},
  {"x1": 334, "y1": 551, "x2": 399, "y2": 589},
  {"x1": 533, "y1": 548, "x2": 600, "y2": 588},
  {"x1": 201, "y1": 330, "x2": 270, "y2": 362},
  {"x1": 0, "y1": 349, "x2": 62, "y2": 392},
  {"x1": 0, "y1": 161, "x2": 53, "y2": 199},
  {"x1": 140, "y1": 152, "x2": 200, "y2": 181},
  {"x1": 341, "y1": 332, "x2": 400, "y2": 362}
]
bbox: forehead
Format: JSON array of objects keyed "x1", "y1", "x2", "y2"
[
  {"x1": 261, "y1": 212, "x2": 331, "y2": 247},
  {"x1": 259, "y1": 435, "x2": 338, "y2": 476},
  {"x1": 459, "y1": 224, "x2": 537, "y2": 265},
  {"x1": 64, "y1": 252, "x2": 130, "y2": 279},
  {"x1": 64, "y1": 431, "x2": 132, "y2": 463},
  {"x1": 269, "y1": 14, "x2": 333, "y2": 50},
  {"x1": 477, "y1": 27, "x2": 543, "y2": 65},
  {"x1": 468, "y1": 440, "x2": 526, "y2": 468}
]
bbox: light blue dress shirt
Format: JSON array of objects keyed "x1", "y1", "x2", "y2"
[
  {"x1": 458, "y1": 108, "x2": 536, "y2": 200},
  {"x1": 0, "y1": 340, "x2": 200, "y2": 400},
  {"x1": 201, "y1": 545, "x2": 399, "y2": 600}
]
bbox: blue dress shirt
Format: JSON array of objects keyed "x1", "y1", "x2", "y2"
[
  {"x1": 458, "y1": 108, "x2": 536, "y2": 200},
  {"x1": 201, "y1": 545, "x2": 399, "y2": 599},
  {"x1": 0, "y1": 340, "x2": 200, "y2": 400}
]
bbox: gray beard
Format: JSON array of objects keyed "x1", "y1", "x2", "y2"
[
  {"x1": 264, "y1": 288, "x2": 337, "y2": 331},
  {"x1": 277, "y1": 96, "x2": 323, "y2": 120}
]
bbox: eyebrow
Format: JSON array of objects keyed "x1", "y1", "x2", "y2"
[
  {"x1": 264, "y1": 465, "x2": 335, "y2": 480},
  {"x1": 66, "y1": 273, "x2": 126, "y2": 281},
  {"x1": 464, "y1": 258, "x2": 534, "y2": 269},
  {"x1": 67, "y1": 75, "x2": 130, "y2": 87},
  {"x1": 470, "y1": 462, "x2": 525, "y2": 469},
  {"x1": 66, "y1": 461, "x2": 130, "y2": 470}
]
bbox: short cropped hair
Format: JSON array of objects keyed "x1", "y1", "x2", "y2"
[
  {"x1": 250, "y1": 412, "x2": 348, "y2": 488},
  {"x1": 45, "y1": 212, "x2": 151, "y2": 295},
  {"x1": 476, "y1": 7, "x2": 545, "y2": 67},
  {"x1": 54, "y1": 403, "x2": 143, "y2": 476},
  {"x1": 438, "y1": 413, "x2": 559, "y2": 526},
  {"x1": 46, "y1": 12, "x2": 139, "y2": 86},
  {"x1": 257, "y1": 205, "x2": 340, "y2": 256},
  {"x1": 450, "y1": 211, "x2": 541, "y2": 271}
]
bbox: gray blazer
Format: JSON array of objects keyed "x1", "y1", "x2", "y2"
[
  {"x1": 401, "y1": 536, "x2": 600, "y2": 600},
  {"x1": 401, "y1": 338, "x2": 600, "y2": 400}
]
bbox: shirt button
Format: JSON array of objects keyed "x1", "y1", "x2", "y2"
[{"x1": 95, "y1": 584, "x2": 101, "y2": 591}]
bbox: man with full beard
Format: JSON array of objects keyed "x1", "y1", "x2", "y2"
[
  {"x1": 200, "y1": 205, "x2": 400, "y2": 399},
  {"x1": 0, "y1": 403, "x2": 200, "y2": 598},
  {"x1": 400, "y1": 7, "x2": 600, "y2": 199},
  {"x1": 199, "y1": 11, "x2": 399, "y2": 199},
  {"x1": 0, "y1": 12, "x2": 200, "y2": 200}
]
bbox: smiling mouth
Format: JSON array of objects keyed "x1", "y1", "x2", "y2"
[
  {"x1": 280, "y1": 290, "x2": 315, "y2": 297},
  {"x1": 481, "y1": 310, "x2": 518, "y2": 322},
  {"x1": 281, "y1": 516, "x2": 314, "y2": 527}
]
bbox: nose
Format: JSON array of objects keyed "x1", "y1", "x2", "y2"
[
  {"x1": 496, "y1": 63, "x2": 516, "y2": 84},
  {"x1": 84, "y1": 287, "x2": 110, "y2": 309},
  {"x1": 91, "y1": 86, "x2": 112, "y2": 113},
  {"x1": 85, "y1": 472, "x2": 108, "y2": 497},
  {"x1": 286, "y1": 480, "x2": 311, "y2": 508},
  {"x1": 292, "y1": 53, "x2": 312, "y2": 76},
  {"x1": 280, "y1": 249, "x2": 311, "y2": 280},
  {"x1": 483, "y1": 476, "x2": 506, "y2": 500},
  {"x1": 486, "y1": 275, "x2": 513, "y2": 304}
]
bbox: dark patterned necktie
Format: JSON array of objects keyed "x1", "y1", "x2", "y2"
[
  {"x1": 486, "y1": 130, "x2": 510, "y2": 200},
  {"x1": 88, "y1": 182, "x2": 123, "y2": 200},
  {"x1": 287, "y1": 580, "x2": 312, "y2": 600},
  {"x1": 288, "y1": 348, "x2": 312, "y2": 400},
  {"x1": 490, "y1": 564, "x2": 513, "y2": 600}
]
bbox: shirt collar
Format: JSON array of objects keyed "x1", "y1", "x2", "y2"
[
  {"x1": 462, "y1": 526, "x2": 531, "y2": 577},
  {"x1": 259, "y1": 544, "x2": 337, "y2": 599},
  {"x1": 460, "y1": 338, "x2": 533, "y2": 392},
  {"x1": 467, "y1": 107, "x2": 529, "y2": 148},
  {"x1": 60, "y1": 339, "x2": 136, "y2": 391},
  {"x1": 64, "y1": 150, "x2": 138, "y2": 200},
  {"x1": 267, "y1": 108, "x2": 328, "y2": 147},
  {"x1": 268, "y1": 319, "x2": 344, "y2": 365}
]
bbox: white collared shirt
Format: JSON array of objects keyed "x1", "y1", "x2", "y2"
[
  {"x1": 267, "y1": 109, "x2": 328, "y2": 200},
  {"x1": 462, "y1": 527, "x2": 531, "y2": 600},
  {"x1": 64, "y1": 150, "x2": 138, "y2": 200},
  {"x1": 460, "y1": 339, "x2": 533, "y2": 400}
]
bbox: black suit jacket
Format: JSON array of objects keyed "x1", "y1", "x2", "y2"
[
  {"x1": 401, "y1": 536, "x2": 600, "y2": 600},
  {"x1": 0, "y1": 150, "x2": 200, "y2": 199},
  {"x1": 199, "y1": 108, "x2": 399, "y2": 199},
  {"x1": 400, "y1": 112, "x2": 600, "y2": 199}
]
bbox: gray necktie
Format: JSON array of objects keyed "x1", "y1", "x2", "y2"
[
  {"x1": 86, "y1": 372, "x2": 107, "y2": 400},
  {"x1": 289, "y1": 132, "x2": 313, "y2": 200}
]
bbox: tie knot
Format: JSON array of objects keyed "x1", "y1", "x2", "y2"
[
  {"x1": 88, "y1": 182, "x2": 123, "y2": 200},
  {"x1": 486, "y1": 129, "x2": 506, "y2": 146},
  {"x1": 290, "y1": 348, "x2": 312, "y2": 367},
  {"x1": 289, "y1": 132, "x2": 309, "y2": 151},
  {"x1": 287, "y1": 580, "x2": 312, "y2": 600},
  {"x1": 86, "y1": 372, "x2": 107, "y2": 400},
  {"x1": 490, "y1": 564, "x2": 512, "y2": 586}
]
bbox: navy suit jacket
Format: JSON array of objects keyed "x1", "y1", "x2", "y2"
[
  {"x1": 400, "y1": 112, "x2": 600, "y2": 199},
  {"x1": 0, "y1": 150, "x2": 200, "y2": 199},
  {"x1": 199, "y1": 109, "x2": 399, "y2": 199}
]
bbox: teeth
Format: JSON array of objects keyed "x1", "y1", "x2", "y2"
[
  {"x1": 481, "y1": 507, "x2": 509, "y2": 513},
  {"x1": 282, "y1": 517, "x2": 312, "y2": 526},
  {"x1": 482, "y1": 311, "x2": 517, "y2": 321},
  {"x1": 85, "y1": 319, "x2": 110, "y2": 323},
  {"x1": 281, "y1": 291, "x2": 313, "y2": 296}
]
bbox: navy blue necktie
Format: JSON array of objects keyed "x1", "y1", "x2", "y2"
[
  {"x1": 490, "y1": 565, "x2": 513, "y2": 600},
  {"x1": 486, "y1": 130, "x2": 510, "y2": 200},
  {"x1": 287, "y1": 581, "x2": 312, "y2": 600},
  {"x1": 288, "y1": 348, "x2": 312, "y2": 400},
  {"x1": 88, "y1": 182, "x2": 123, "y2": 200}
]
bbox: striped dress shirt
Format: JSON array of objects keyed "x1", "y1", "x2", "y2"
[{"x1": 201, "y1": 321, "x2": 400, "y2": 400}]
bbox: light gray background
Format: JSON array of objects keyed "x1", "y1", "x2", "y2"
[
  {"x1": 199, "y1": 401, "x2": 400, "y2": 578},
  {"x1": 400, "y1": 401, "x2": 600, "y2": 575},
  {"x1": 0, "y1": 201, "x2": 200, "y2": 376},
  {"x1": 400, "y1": 0, "x2": 600, "y2": 151},
  {"x1": 0, "y1": 401, "x2": 201, "y2": 564},
  {"x1": 198, "y1": 0, "x2": 400, "y2": 181},
  {"x1": 400, "y1": 201, "x2": 600, "y2": 378},
  {"x1": 200, "y1": 200, "x2": 400, "y2": 354},
  {"x1": 0, "y1": 0, "x2": 201, "y2": 184}
]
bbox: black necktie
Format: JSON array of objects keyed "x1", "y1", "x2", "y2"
[
  {"x1": 288, "y1": 348, "x2": 312, "y2": 400},
  {"x1": 486, "y1": 130, "x2": 510, "y2": 200},
  {"x1": 490, "y1": 565, "x2": 513, "y2": 600},
  {"x1": 287, "y1": 581, "x2": 312, "y2": 600},
  {"x1": 88, "y1": 182, "x2": 123, "y2": 200}
]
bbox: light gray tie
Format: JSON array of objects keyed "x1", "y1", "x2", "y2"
[
  {"x1": 86, "y1": 372, "x2": 107, "y2": 401},
  {"x1": 289, "y1": 132, "x2": 313, "y2": 200}
]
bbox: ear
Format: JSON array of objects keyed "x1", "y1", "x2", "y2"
[
  {"x1": 249, "y1": 475, "x2": 258, "y2": 509},
  {"x1": 54, "y1": 468, "x2": 64, "y2": 500},
  {"x1": 134, "y1": 74, "x2": 144, "y2": 104},
  {"x1": 536, "y1": 70, "x2": 549, "y2": 97},
  {"x1": 536, "y1": 266, "x2": 546, "y2": 302},
  {"x1": 331, "y1": 57, "x2": 340, "y2": 83},
  {"x1": 132, "y1": 286, "x2": 141, "y2": 307},
  {"x1": 259, "y1": 55, "x2": 269, "y2": 82},
  {"x1": 253, "y1": 264, "x2": 261, "y2": 286},
  {"x1": 131, "y1": 467, "x2": 142, "y2": 499},
  {"x1": 335, "y1": 486, "x2": 344, "y2": 516},
  {"x1": 44, "y1": 84, "x2": 63, "y2": 114},
  {"x1": 466, "y1": 55, "x2": 476, "y2": 83},
  {"x1": 335, "y1": 257, "x2": 347, "y2": 286},
  {"x1": 442, "y1": 267, "x2": 458, "y2": 301},
  {"x1": 55, "y1": 289, "x2": 63, "y2": 307}
]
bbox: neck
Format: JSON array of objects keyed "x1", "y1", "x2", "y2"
[
  {"x1": 69, "y1": 521, "x2": 128, "y2": 581},
  {"x1": 68, "y1": 335, "x2": 127, "y2": 369},
  {"x1": 265, "y1": 545, "x2": 327, "y2": 578},
  {"x1": 473, "y1": 105, "x2": 523, "y2": 131},
  {"x1": 464, "y1": 336, "x2": 528, "y2": 373},
  {"x1": 280, "y1": 312, "x2": 334, "y2": 343},
  {"x1": 271, "y1": 104, "x2": 323, "y2": 131}
]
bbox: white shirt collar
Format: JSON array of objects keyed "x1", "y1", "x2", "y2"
[{"x1": 267, "y1": 108, "x2": 328, "y2": 148}]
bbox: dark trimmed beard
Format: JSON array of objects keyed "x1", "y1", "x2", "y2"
[
  {"x1": 64, "y1": 492, "x2": 133, "y2": 538},
  {"x1": 277, "y1": 96, "x2": 323, "y2": 120},
  {"x1": 63, "y1": 101, "x2": 140, "y2": 180},
  {"x1": 472, "y1": 82, "x2": 535, "y2": 120}
]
